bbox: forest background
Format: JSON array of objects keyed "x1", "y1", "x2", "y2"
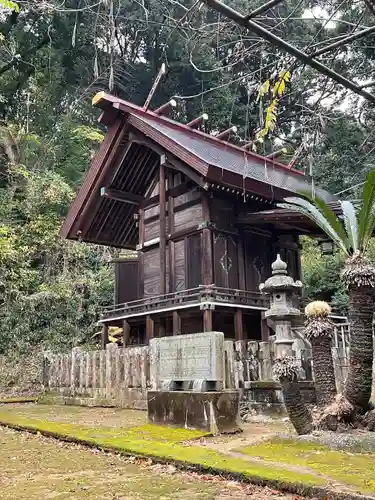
[{"x1": 1, "y1": 0, "x2": 375, "y2": 363}]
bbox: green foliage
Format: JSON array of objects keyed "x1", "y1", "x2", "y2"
[
  {"x1": 256, "y1": 70, "x2": 291, "y2": 144},
  {"x1": 280, "y1": 171, "x2": 375, "y2": 259},
  {"x1": 0, "y1": 127, "x2": 114, "y2": 355},
  {"x1": 0, "y1": 0, "x2": 374, "y2": 354},
  {"x1": 301, "y1": 237, "x2": 348, "y2": 312}
]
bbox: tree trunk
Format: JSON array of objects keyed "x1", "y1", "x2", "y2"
[
  {"x1": 344, "y1": 285, "x2": 374, "y2": 412},
  {"x1": 280, "y1": 378, "x2": 313, "y2": 435},
  {"x1": 311, "y1": 336, "x2": 337, "y2": 407}
]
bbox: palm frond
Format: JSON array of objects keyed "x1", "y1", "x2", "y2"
[
  {"x1": 341, "y1": 200, "x2": 358, "y2": 252},
  {"x1": 278, "y1": 197, "x2": 349, "y2": 255},
  {"x1": 358, "y1": 170, "x2": 375, "y2": 250},
  {"x1": 301, "y1": 191, "x2": 349, "y2": 248},
  {"x1": 361, "y1": 203, "x2": 375, "y2": 252}
]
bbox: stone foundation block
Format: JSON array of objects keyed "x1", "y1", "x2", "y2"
[{"x1": 147, "y1": 390, "x2": 240, "y2": 434}]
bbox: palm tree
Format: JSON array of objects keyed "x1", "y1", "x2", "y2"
[
  {"x1": 304, "y1": 301, "x2": 337, "y2": 407},
  {"x1": 273, "y1": 357, "x2": 313, "y2": 435},
  {"x1": 279, "y1": 170, "x2": 375, "y2": 413}
]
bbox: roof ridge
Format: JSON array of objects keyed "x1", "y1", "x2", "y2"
[{"x1": 93, "y1": 92, "x2": 305, "y2": 177}]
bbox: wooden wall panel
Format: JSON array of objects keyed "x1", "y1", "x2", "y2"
[
  {"x1": 273, "y1": 234, "x2": 300, "y2": 280},
  {"x1": 213, "y1": 233, "x2": 239, "y2": 288},
  {"x1": 144, "y1": 218, "x2": 160, "y2": 240},
  {"x1": 143, "y1": 246, "x2": 169, "y2": 296},
  {"x1": 186, "y1": 234, "x2": 202, "y2": 288},
  {"x1": 227, "y1": 236, "x2": 239, "y2": 289},
  {"x1": 211, "y1": 197, "x2": 236, "y2": 230},
  {"x1": 174, "y1": 188, "x2": 200, "y2": 208},
  {"x1": 143, "y1": 247, "x2": 160, "y2": 296},
  {"x1": 174, "y1": 202, "x2": 203, "y2": 232},
  {"x1": 115, "y1": 260, "x2": 140, "y2": 304},
  {"x1": 244, "y1": 231, "x2": 272, "y2": 292},
  {"x1": 175, "y1": 240, "x2": 185, "y2": 291},
  {"x1": 213, "y1": 233, "x2": 227, "y2": 288},
  {"x1": 144, "y1": 192, "x2": 202, "y2": 240}
]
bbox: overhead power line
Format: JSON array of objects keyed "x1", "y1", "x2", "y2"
[
  {"x1": 335, "y1": 181, "x2": 366, "y2": 196},
  {"x1": 200, "y1": 0, "x2": 375, "y2": 105}
]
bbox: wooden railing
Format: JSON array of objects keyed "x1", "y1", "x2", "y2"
[
  {"x1": 100, "y1": 285, "x2": 269, "y2": 321},
  {"x1": 100, "y1": 285, "x2": 348, "y2": 323}
]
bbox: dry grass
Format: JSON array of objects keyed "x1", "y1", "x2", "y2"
[
  {"x1": 0, "y1": 426, "x2": 296, "y2": 499},
  {"x1": 4, "y1": 402, "x2": 147, "y2": 428}
]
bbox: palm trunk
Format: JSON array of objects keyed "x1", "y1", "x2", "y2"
[
  {"x1": 311, "y1": 336, "x2": 337, "y2": 406},
  {"x1": 280, "y1": 377, "x2": 313, "y2": 435},
  {"x1": 344, "y1": 285, "x2": 374, "y2": 412}
]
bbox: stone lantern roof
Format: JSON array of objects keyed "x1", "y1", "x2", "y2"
[
  {"x1": 259, "y1": 254, "x2": 303, "y2": 320},
  {"x1": 259, "y1": 254, "x2": 303, "y2": 294}
]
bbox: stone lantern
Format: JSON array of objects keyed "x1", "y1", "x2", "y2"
[{"x1": 259, "y1": 254, "x2": 303, "y2": 359}]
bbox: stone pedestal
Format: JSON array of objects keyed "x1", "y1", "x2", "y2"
[
  {"x1": 150, "y1": 331, "x2": 224, "y2": 391},
  {"x1": 241, "y1": 380, "x2": 316, "y2": 417},
  {"x1": 147, "y1": 390, "x2": 240, "y2": 434}
]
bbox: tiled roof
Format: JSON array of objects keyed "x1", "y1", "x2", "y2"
[{"x1": 129, "y1": 111, "x2": 334, "y2": 202}]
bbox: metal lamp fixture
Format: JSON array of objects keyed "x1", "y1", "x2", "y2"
[{"x1": 318, "y1": 238, "x2": 334, "y2": 256}]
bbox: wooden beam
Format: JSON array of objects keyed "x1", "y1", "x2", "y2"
[
  {"x1": 98, "y1": 108, "x2": 119, "y2": 126},
  {"x1": 61, "y1": 119, "x2": 125, "y2": 239},
  {"x1": 202, "y1": 228, "x2": 213, "y2": 285},
  {"x1": 123, "y1": 319, "x2": 130, "y2": 347},
  {"x1": 166, "y1": 156, "x2": 208, "y2": 190},
  {"x1": 237, "y1": 235, "x2": 246, "y2": 290},
  {"x1": 138, "y1": 207, "x2": 145, "y2": 297},
  {"x1": 159, "y1": 157, "x2": 167, "y2": 295},
  {"x1": 201, "y1": 194, "x2": 213, "y2": 285},
  {"x1": 141, "y1": 181, "x2": 193, "y2": 209},
  {"x1": 128, "y1": 130, "x2": 208, "y2": 190},
  {"x1": 173, "y1": 310, "x2": 181, "y2": 335},
  {"x1": 234, "y1": 309, "x2": 244, "y2": 341},
  {"x1": 203, "y1": 309, "x2": 213, "y2": 332},
  {"x1": 100, "y1": 187, "x2": 144, "y2": 205},
  {"x1": 168, "y1": 225, "x2": 201, "y2": 242},
  {"x1": 168, "y1": 171, "x2": 175, "y2": 293},
  {"x1": 101, "y1": 324, "x2": 109, "y2": 350},
  {"x1": 159, "y1": 318, "x2": 166, "y2": 337},
  {"x1": 146, "y1": 315, "x2": 154, "y2": 342}
]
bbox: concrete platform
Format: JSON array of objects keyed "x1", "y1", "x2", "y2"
[{"x1": 147, "y1": 390, "x2": 240, "y2": 434}]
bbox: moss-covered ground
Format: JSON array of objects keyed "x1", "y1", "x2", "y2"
[
  {"x1": 0, "y1": 396, "x2": 38, "y2": 403},
  {"x1": 1, "y1": 426, "x2": 296, "y2": 500},
  {"x1": 238, "y1": 438, "x2": 375, "y2": 495},
  {"x1": 1, "y1": 403, "x2": 375, "y2": 498}
]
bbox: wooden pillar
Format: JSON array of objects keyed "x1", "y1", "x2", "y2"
[
  {"x1": 146, "y1": 315, "x2": 154, "y2": 342},
  {"x1": 159, "y1": 157, "x2": 167, "y2": 295},
  {"x1": 234, "y1": 309, "x2": 244, "y2": 341},
  {"x1": 201, "y1": 194, "x2": 213, "y2": 285},
  {"x1": 202, "y1": 229, "x2": 213, "y2": 285},
  {"x1": 159, "y1": 318, "x2": 166, "y2": 337},
  {"x1": 261, "y1": 313, "x2": 270, "y2": 342},
  {"x1": 168, "y1": 171, "x2": 175, "y2": 293},
  {"x1": 173, "y1": 310, "x2": 181, "y2": 335},
  {"x1": 138, "y1": 207, "x2": 145, "y2": 297},
  {"x1": 101, "y1": 324, "x2": 108, "y2": 350},
  {"x1": 237, "y1": 234, "x2": 246, "y2": 290},
  {"x1": 203, "y1": 308, "x2": 213, "y2": 332},
  {"x1": 122, "y1": 319, "x2": 130, "y2": 347}
]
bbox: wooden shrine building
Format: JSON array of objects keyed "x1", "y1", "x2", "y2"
[{"x1": 61, "y1": 92, "x2": 336, "y2": 346}]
